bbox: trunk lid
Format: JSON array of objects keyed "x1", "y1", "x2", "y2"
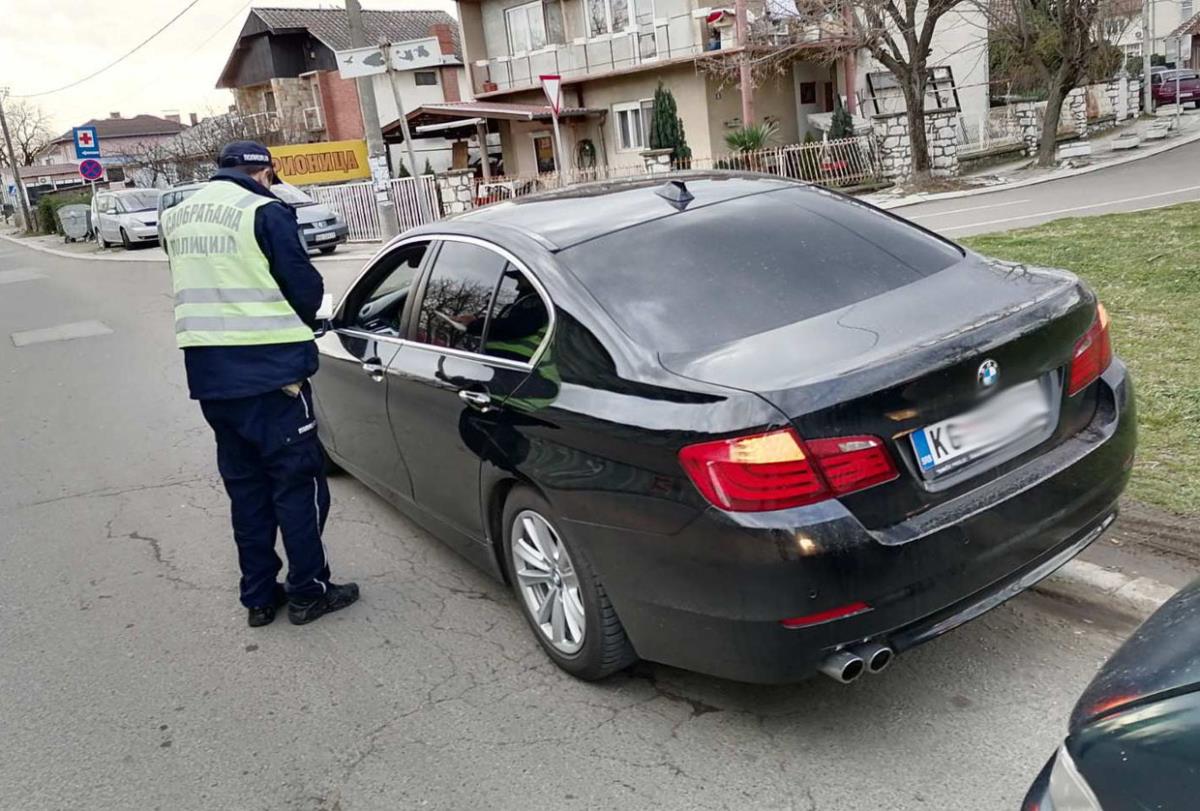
[{"x1": 660, "y1": 255, "x2": 1100, "y2": 529}]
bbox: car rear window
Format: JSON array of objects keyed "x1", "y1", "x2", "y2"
[{"x1": 559, "y1": 189, "x2": 963, "y2": 353}]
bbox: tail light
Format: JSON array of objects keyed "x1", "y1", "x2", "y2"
[
  {"x1": 1067, "y1": 303, "x2": 1113, "y2": 396},
  {"x1": 678, "y1": 428, "x2": 897, "y2": 512}
]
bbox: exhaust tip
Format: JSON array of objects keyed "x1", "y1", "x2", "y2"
[
  {"x1": 867, "y1": 646, "x2": 893, "y2": 674},
  {"x1": 819, "y1": 650, "x2": 865, "y2": 683},
  {"x1": 850, "y1": 642, "x2": 895, "y2": 675}
]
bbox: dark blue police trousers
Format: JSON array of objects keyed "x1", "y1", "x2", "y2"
[{"x1": 199, "y1": 382, "x2": 331, "y2": 608}]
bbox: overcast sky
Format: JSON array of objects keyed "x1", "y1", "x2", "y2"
[{"x1": 0, "y1": 0, "x2": 456, "y2": 135}]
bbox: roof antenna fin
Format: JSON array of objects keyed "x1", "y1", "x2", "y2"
[{"x1": 655, "y1": 179, "x2": 693, "y2": 211}]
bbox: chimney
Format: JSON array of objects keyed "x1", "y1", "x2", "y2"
[
  {"x1": 430, "y1": 23, "x2": 455, "y2": 56},
  {"x1": 189, "y1": 112, "x2": 199, "y2": 126},
  {"x1": 109, "y1": 111, "x2": 121, "y2": 119},
  {"x1": 164, "y1": 112, "x2": 181, "y2": 124}
]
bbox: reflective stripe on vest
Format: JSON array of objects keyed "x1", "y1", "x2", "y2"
[{"x1": 163, "y1": 181, "x2": 313, "y2": 348}]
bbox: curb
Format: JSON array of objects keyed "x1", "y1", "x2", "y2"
[
  {"x1": 1033, "y1": 559, "x2": 1177, "y2": 621},
  {"x1": 0, "y1": 232, "x2": 378, "y2": 264},
  {"x1": 875, "y1": 125, "x2": 1200, "y2": 211}
]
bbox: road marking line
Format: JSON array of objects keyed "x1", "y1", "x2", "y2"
[
  {"x1": 907, "y1": 199, "x2": 1031, "y2": 218},
  {"x1": 11, "y1": 320, "x2": 113, "y2": 347},
  {"x1": 0, "y1": 270, "x2": 47, "y2": 285},
  {"x1": 941, "y1": 184, "x2": 1200, "y2": 231}
]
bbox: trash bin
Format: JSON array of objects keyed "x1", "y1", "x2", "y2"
[{"x1": 56, "y1": 204, "x2": 91, "y2": 243}]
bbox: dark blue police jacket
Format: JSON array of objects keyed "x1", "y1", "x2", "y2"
[{"x1": 181, "y1": 169, "x2": 324, "y2": 401}]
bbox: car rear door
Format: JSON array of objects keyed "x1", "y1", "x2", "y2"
[
  {"x1": 384, "y1": 237, "x2": 551, "y2": 542},
  {"x1": 312, "y1": 240, "x2": 431, "y2": 501}
]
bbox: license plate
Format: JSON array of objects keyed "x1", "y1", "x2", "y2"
[
  {"x1": 910, "y1": 380, "x2": 1051, "y2": 475},
  {"x1": 314, "y1": 232, "x2": 336, "y2": 242}
]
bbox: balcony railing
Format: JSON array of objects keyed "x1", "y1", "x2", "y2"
[{"x1": 470, "y1": 10, "x2": 708, "y2": 95}]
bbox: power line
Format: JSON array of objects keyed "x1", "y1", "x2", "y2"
[
  {"x1": 191, "y1": 0, "x2": 252, "y2": 55},
  {"x1": 14, "y1": 0, "x2": 206, "y2": 98}
]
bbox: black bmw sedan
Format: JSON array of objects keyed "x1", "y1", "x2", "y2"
[
  {"x1": 311, "y1": 174, "x2": 1136, "y2": 684},
  {"x1": 1023, "y1": 577, "x2": 1200, "y2": 810}
]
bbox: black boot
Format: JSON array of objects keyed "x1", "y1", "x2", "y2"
[
  {"x1": 247, "y1": 585, "x2": 289, "y2": 627},
  {"x1": 288, "y1": 582, "x2": 360, "y2": 625}
]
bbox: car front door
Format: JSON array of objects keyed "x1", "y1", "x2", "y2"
[
  {"x1": 312, "y1": 239, "x2": 431, "y2": 501},
  {"x1": 385, "y1": 237, "x2": 553, "y2": 542},
  {"x1": 94, "y1": 194, "x2": 114, "y2": 241}
]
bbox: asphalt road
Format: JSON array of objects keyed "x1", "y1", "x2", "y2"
[
  {"x1": 0, "y1": 236, "x2": 1141, "y2": 811},
  {"x1": 893, "y1": 135, "x2": 1200, "y2": 237}
]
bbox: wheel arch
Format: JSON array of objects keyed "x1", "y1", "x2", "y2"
[{"x1": 483, "y1": 472, "x2": 552, "y2": 585}]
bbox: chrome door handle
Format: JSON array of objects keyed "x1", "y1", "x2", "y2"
[
  {"x1": 458, "y1": 389, "x2": 493, "y2": 411},
  {"x1": 362, "y1": 359, "x2": 385, "y2": 382}
]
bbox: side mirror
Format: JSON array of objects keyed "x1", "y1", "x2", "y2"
[
  {"x1": 313, "y1": 294, "x2": 334, "y2": 337},
  {"x1": 105, "y1": 208, "x2": 117, "y2": 215}
]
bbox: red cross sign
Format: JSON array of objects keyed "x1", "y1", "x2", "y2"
[{"x1": 73, "y1": 126, "x2": 101, "y2": 159}]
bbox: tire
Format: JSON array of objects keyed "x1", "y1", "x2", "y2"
[
  {"x1": 99, "y1": 235, "x2": 110, "y2": 248},
  {"x1": 501, "y1": 486, "x2": 636, "y2": 680},
  {"x1": 120, "y1": 228, "x2": 132, "y2": 250},
  {"x1": 319, "y1": 245, "x2": 337, "y2": 255}
]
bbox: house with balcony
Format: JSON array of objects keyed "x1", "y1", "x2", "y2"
[
  {"x1": 422, "y1": 0, "x2": 989, "y2": 178},
  {"x1": 216, "y1": 6, "x2": 471, "y2": 175}
]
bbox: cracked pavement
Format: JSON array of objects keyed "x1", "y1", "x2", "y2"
[{"x1": 0, "y1": 241, "x2": 1138, "y2": 810}]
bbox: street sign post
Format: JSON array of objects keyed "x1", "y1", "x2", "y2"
[
  {"x1": 78, "y1": 159, "x2": 104, "y2": 181},
  {"x1": 73, "y1": 126, "x2": 100, "y2": 159},
  {"x1": 385, "y1": 39, "x2": 438, "y2": 222},
  {"x1": 334, "y1": 45, "x2": 389, "y2": 79},
  {"x1": 540, "y1": 75, "x2": 566, "y2": 184}
]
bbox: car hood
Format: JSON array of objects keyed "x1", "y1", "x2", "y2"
[
  {"x1": 294, "y1": 203, "x2": 335, "y2": 226},
  {"x1": 1070, "y1": 576, "x2": 1200, "y2": 732}
]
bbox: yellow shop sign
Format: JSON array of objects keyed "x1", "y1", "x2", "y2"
[{"x1": 270, "y1": 139, "x2": 370, "y2": 184}]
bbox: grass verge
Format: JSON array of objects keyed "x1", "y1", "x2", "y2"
[{"x1": 963, "y1": 203, "x2": 1200, "y2": 517}]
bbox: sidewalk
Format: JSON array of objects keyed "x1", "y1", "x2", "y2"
[
  {"x1": 0, "y1": 229, "x2": 382, "y2": 264},
  {"x1": 865, "y1": 107, "x2": 1200, "y2": 210}
]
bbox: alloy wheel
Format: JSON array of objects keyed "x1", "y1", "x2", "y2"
[{"x1": 510, "y1": 509, "x2": 586, "y2": 655}]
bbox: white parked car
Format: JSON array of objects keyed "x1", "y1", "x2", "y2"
[{"x1": 93, "y1": 189, "x2": 162, "y2": 249}]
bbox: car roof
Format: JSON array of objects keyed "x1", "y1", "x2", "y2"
[{"x1": 450, "y1": 173, "x2": 818, "y2": 250}]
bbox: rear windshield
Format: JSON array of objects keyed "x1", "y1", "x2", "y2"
[{"x1": 560, "y1": 189, "x2": 962, "y2": 353}]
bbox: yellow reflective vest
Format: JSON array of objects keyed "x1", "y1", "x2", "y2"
[{"x1": 162, "y1": 181, "x2": 313, "y2": 349}]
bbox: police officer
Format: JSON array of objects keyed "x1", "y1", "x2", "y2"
[{"x1": 163, "y1": 141, "x2": 359, "y2": 627}]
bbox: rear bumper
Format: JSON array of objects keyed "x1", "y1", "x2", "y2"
[{"x1": 568, "y1": 361, "x2": 1135, "y2": 683}]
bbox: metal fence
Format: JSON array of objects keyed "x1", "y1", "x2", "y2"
[
  {"x1": 471, "y1": 136, "x2": 882, "y2": 205},
  {"x1": 304, "y1": 176, "x2": 438, "y2": 242}
]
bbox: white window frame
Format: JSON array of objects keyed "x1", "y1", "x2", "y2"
[
  {"x1": 506, "y1": 0, "x2": 548, "y2": 55},
  {"x1": 587, "y1": 0, "x2": 637, "y2": 37},
  {"x1": 612, "y1": 99, "x2": 653, "y2": 152},
  {"x1": 413, "y1": 70, "x2": 439, "y2": 86}
]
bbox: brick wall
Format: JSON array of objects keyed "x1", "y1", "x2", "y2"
[{"x1": 318, "y1": 70, "x2": 364, "y2": 141}]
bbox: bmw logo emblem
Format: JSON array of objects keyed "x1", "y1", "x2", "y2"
[{"x1": 977, "y1": 359, "x2": 999, "y2": 388}]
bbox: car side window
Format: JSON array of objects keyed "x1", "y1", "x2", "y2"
[
  {"x1": 483, "y1": 266, "x2": 550, "y2": 363},
  {"x1": 412, "y1": 241, "x2": 508, "y2": 353},
  {"x1": 345, "y1": 242, "x2": 428, "y2": 336}
]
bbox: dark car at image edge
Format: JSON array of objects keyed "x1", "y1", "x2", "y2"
[
  {"x1": 1023, "y1": 576, "x2": 1200, "y2": 810},
  {"x1": 310, "y1": 173, "x2": 1136, "y2": 684}
]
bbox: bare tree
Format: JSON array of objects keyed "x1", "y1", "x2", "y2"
[
  {"x1": 0, "y1": 100, "x2": 53, "y2": 167},
  {"x1": 127, "y1": 110, "x2": 287, "y2": 186},
  {"x1": 984, "y1": 0, "x2": 1123, "y2": 166}
]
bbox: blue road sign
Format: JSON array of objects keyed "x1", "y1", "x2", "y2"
[
  {"x1": 73, "y1": 126, "x2": 100, "y2": 159},
  {"x1": 78, "y1": 159, "x2": 104, "y2": 181}
]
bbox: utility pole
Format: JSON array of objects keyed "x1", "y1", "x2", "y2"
[
  {"x1": 1142, "y1": 0, "x2": 1153, "y2": 115},
  {"x1": 385, "y1": 46, "x2": 434, "y2": 223},
  {"x1": 344, "y1": 0, "x2": 401, "y2": 240},
  {"x1": 0, "y1": 89, "x2": 33, "y2": 232},
  {"x1": 735, "y1": 0, "x2": 755, "y2": 128}
]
